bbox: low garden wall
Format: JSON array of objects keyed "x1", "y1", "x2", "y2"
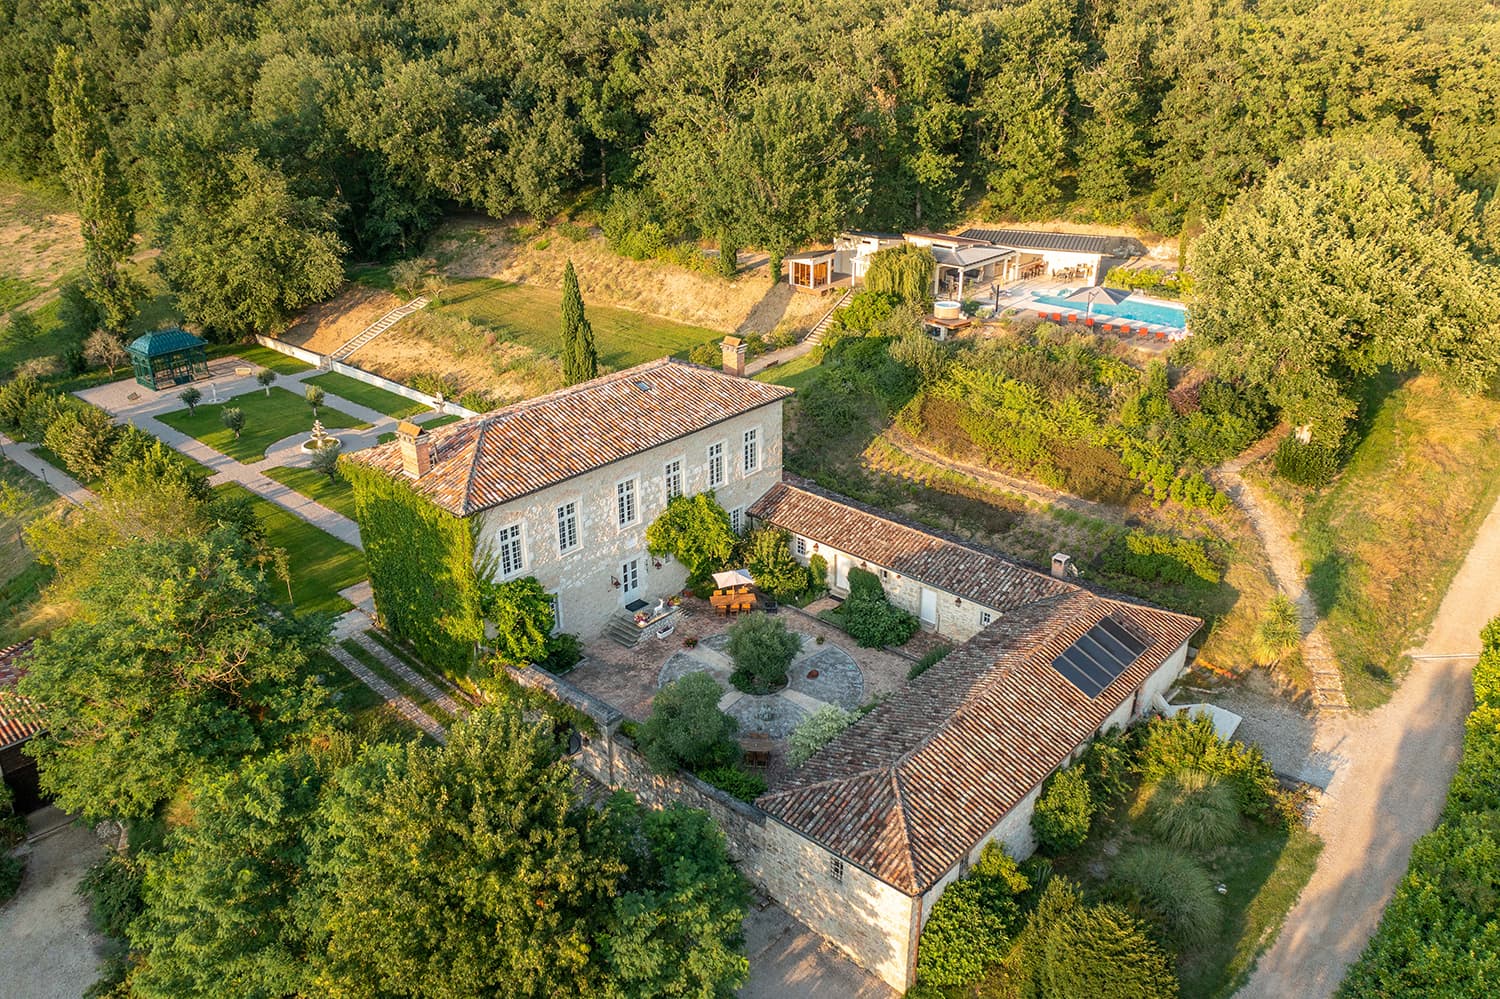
[{"x1": 252, "y1": 336, "x2": 479, "y2": 419}]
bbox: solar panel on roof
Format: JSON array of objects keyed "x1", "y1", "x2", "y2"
[{"x1": 1051, "y1": 617, "x2": 1150, "y2": 698}]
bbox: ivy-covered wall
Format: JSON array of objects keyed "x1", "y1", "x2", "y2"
[{"x1": 343, "y1": 461, "x2": 483, "y2": 676}]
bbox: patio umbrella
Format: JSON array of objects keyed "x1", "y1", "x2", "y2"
[{"x1": 711, "y1": 569, "x2": 755, "y2": 590}]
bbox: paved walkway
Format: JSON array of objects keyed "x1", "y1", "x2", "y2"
[
  {"x1": 74, "y1": 358, "x2": 449, "y2": 551},
  {"x1": 1236, "y1": 485, "x2": 1500, "y2": 997},
  {"x1": 0, "y1": 435, "x2": 93, "y2": 506}
]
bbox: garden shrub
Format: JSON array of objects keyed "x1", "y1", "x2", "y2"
[
  {"x1": 1274, "y1": 436, "x2": 1338, "y2": 486},
  {"x1": 1256, "y1": 594, "x2": 1303, "y2": 664},
  {"x1": 1078, "y1": 727, "x2": 1134, "y2": 811},
  {"x1": 600, "y1": 188, "x2": 670, "y2": 261},
  {"x1": 478, "y1": 575, "x2": 554, "y2": 669},
  {"x1": 741, "y1": 528, "x2": 809, "y2": 599},
  {"x1": 636, "y1": 672, "x2": 738, "y2": 774},
  {"x1": 787, "y1": 706, "x2": 855, "y2": 767},
  {"x1": 0, "y1": 780, "x2": 22, "y2": 847},
  {"x1": 1037, "y1": 897, "x2": 1179, "y2": 999},
  {"x1": 79, "y1": 851, "x2": 144, "y2": 939},
  {"x1": 916, "y1": 874, "x2": 1023, "y2": 987},
  {"x1": 536, "y1": 633, "x2": 583, "y2": 675},
  {"x1": 807, "y1": 553, "x2": 828, "y2": 590},
  {"x1": 1099, "y1": 530, "x2": 1222, "y2": 586},
  {"x1": 907, "y1": 644, "x2": 953, "y2": 681},
  {"x1": 20, "y1": 388, "x2": 70, "y2": 443},
  {"x1": 1110, "y1": 843, "x2": 1222, "y2": 947},
  {"x1": 1032, "y1": 765, "x2": 1093, "y2": 855},
  {"x1": 842, "y1": 567, "x2": 919, "y2": 648},
  {"x1": 0, "y1": 852, "x2": 21, "y2": 904},
  {"x1": 44, "y1": 404, "x2": 119, "y2": 481},
  {"x1": 1135, "y1": 715, "x2": 1284, "y2": 826},
  {"x1": 688, "y1": 342, "x2": 721, "y2": 368},
  {"x1": 342, "y1": 461, "x2": 484, "y2": 676},
  {"x1": 727, "y1": 612, "x2": 801, "y2": 694},
  {"x1": 0, "y1": 373, "x2": 41, "y2": 432},
  {"x1": 697, "y1": 765, "x2": 767, "y2": 803},
  {"x1": 1142, "y1": 768, "x2": 1241, "y2": 850}
]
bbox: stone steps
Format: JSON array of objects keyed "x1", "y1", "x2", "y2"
[
  {"x1": 326, "y1": 643, "x2": 447, "y2": 742},
  {"x1": 332, "y1": 296, "x2": 429, "y2": 360},
  {"x1": 805, "y1": 289, "x2": 852, "y2": 346}
]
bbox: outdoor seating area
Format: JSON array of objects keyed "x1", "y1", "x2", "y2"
[{"x1": 708, "y1": 568, "x2": 764, "y2": 616}]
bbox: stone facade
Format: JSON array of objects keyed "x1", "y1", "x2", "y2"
[
  {"x1": 474, "y1": 402, "x2": 784, "y2": 640},
  {"x1": 779, "y1": 534, "x2": 1001, "y2": 643}
]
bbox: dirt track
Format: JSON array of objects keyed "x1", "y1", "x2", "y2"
[
  {"x1": 1236, "y1": 485, "x2": 1500, "y2": 997},
  {"x1": 0, "y1": 809, "x2": 108, "y2": 999}
]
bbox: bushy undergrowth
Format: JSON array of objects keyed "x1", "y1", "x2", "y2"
[
  {"x1": 1141, "y1": 768, "x2": 1242, "y2": 850},
  {"x1": 1111, "y1": 843, "x2": 1222, "y2": 947},
  {"x1": 841, "y1": 567, "x2": 918, "y2": 648},
  {"x1": 1033, "y1": 765, "x2": 1094, "y2": 855}
]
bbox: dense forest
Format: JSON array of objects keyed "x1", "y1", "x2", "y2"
[{"x1": 2, "y1": 0, "x2": 1497, "y2": 332}]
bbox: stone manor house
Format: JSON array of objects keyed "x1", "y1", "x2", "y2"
[{"x1": 347, "y1": 356, "x2": 1201, "y2": 991}]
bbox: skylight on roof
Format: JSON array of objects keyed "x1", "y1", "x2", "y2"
[
  {"x1": 634, "y1": 380, "x2": 652, "y2": 391},
  {"x1": 1051, "y1": 617, "x2": 1150, "y2": 698}
]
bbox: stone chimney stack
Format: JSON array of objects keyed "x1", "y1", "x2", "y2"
[
  {"x1": 1051, "y1": 553, "x2": 1073, "y2": 579},
  {"x1": 721, "y1": 336, "x2": 747, "y2": 377},
  {"x1": 396, "y1": 420, "x2": 432, "y2": 479}
]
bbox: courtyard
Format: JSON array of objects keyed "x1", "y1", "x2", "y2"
[{"x1": 566, "y1": 599, "x2": 920, "y2": 773}]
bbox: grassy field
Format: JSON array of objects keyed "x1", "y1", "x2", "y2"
[
  {"x1": 214, "y1": 483, "x2": 365, "y2": 616},
  {"x1": 159, "y1": 387, "x2": 369, "y2": 464},
  {"x1": 1253, "y1": 373, "x2": 1500, "y2": 709},
  {"x1": 0, "y1": 456, "x2": 69, "y2": 645},
  {"x1": 438, "y1": 278, "x2": 723, "y2": 369},
  {"x1": 304, "y1": 370, "x2": 429, "y2": 419},
  {"x1": 209, "y1": 342, "x2": 315, "y2": 375},
  {"x1": 263, "y1": 464, "x2": 357, "y2": 520}
]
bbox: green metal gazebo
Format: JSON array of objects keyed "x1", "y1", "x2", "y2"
[{"x1": 126, "y1": 329, "x2": 209, "y2": 390}]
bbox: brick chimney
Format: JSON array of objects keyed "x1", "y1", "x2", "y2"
[
  {"x1": 721, "y1": 336, "x2": 747, "y2": 377},
  {"x1": 396, "y1": 420, "x2": 432, "y2": 479}
]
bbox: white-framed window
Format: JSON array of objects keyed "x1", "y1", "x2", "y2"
[
  {"x1": 980, "y1": 610, "x2": 994, "y2": 627},
  {"x1": 879, "y1": 567, "x2": 890, "y2": 581},
  {"x1": 707, "y1": 441, "x2": 725, "y2": 488},
  {"x1": 795, "y1": 536, "x2": 808, "y2": 557},
  {"x1": 742, "y1": 427, "x2": 760, "y2": 474},
  {"x1": 616, "y1": 477, "x2": 638, "y2": 527},
  {"x1": 496, "y1": 523, "x2": 524, "y2": 578},
  {"x1": 729, "y1": 506, "x2": 744, "y2": 534},
  {"x1": 556, "y1": 501, "x2": 579, "y2": 554},
  {"x1": 664, "y1": 458, "x2": 684, "y2": 500},
  {"x1": 828, "y1": 855, "x2": 845, "y2": 885}
]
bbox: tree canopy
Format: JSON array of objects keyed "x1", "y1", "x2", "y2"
[{"x1": 1190, "y1": 135, "x2": 1500, "y2": 446}]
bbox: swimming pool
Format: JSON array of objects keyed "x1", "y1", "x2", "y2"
[{"x1": 1031, "y1": 292, "x2": 1188, "y2": 329}]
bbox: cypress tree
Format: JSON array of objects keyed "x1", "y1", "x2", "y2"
[{"x1": 560, "y1": 260, "x2": 598, "y2": 384}]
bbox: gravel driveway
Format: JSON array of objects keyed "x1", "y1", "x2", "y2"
[
  {"x1": 0, "y1": 808, "x2": 108, "y2": 999},
  {"x1": 1236, "y1": 488, "x2": 1500, "y2": 998}
]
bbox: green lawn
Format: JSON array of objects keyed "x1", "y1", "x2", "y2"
[
  {"x1": 0, "y1": 456, "x2": 65, "y2": 645},
  {"x1": 214, "y1": 483, "x2": 365, "y2": 616},
  {"x1": 207, "y1": 342, "x2": 315, "y2": 375},
  {"x1": 379, "y1": 412, "x2": 460, "y2": 444},
  {"x1": 263, "y1": 464, "x2": 357, "y2": 520},
  {"x1": 308, "y1": 650, "x2": 429, "y2": 745},
  {"x1": 340, "y1": 637, "x2": 456, "y2": 728},
  {"x1": 159, "y1": 386, "x2": 369, "y2": 464},
  {"x1": 304, "y1": 370, "x2": 429, "y2": 419},
  {"x1": 438, "y1": 277, "x2": 723, "y2": 369},
  {"x1": 753, "y1": 350, "x2": 820, "y2": 391}
]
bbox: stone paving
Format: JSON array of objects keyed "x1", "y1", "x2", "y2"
[{"x1": 0, "y1": 433, "x2": 93, "y2": 506}]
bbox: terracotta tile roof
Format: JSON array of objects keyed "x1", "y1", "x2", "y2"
[
  {"x1": 747, "y1": 479, "x2": 1073, "y2": 613},
  {"x1": 0, "y1": 640, "x2": 43, "y2": 751},
  {"x1": 759, "y1": 592, "x2": 1201, "y2": 895},
  {"x1": 345, "y1": 359, "x2": 792, "y2": 516}
]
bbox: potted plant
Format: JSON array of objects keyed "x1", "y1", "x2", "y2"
[{"x1": 634, "y1": 611, "x2": 650, "y2": 627}]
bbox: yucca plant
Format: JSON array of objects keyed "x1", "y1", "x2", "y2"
[{"x1": 1142, "y1": 767, "x2": 1240, "y2": 850}]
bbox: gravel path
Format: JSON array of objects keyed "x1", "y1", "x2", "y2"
[
  {"x1": 0, "y1": 809, "x2": 108, "y2": 999},
  {"x1": 1236, "y1": 485, "x2": 1500, "y2": 998}
]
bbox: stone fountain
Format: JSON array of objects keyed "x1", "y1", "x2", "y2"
[{"x1": 300, "y1": 419, "x2": 342, "y2": 454}]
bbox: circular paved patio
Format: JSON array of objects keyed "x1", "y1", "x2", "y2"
[{"x1": 656, "y1": 630, "x2": 863, "y2": 738}]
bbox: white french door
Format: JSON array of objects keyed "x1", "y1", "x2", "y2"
[{"x1": 620, "y1": 557, "x2": 642, "y2": 602}]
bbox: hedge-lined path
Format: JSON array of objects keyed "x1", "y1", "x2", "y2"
[
  {"x1": 74, "y1": 358, "x2": 458, "y2": 551},
  {"x1": 1213, "y1": 430, "x2": 1349, "y2": 714},
  {"x1": 0, "y1": 433, "x2": 94, "y2": 506},
  {"x1": 348, "y1": 630, "x2": 467, "y2": 718},
  {"x1": 325, "y1": 637, "x2": 448, "y2": 743},
  {"x1": 1235, "y1": 486, "x2": 1500, "y2": 998}
]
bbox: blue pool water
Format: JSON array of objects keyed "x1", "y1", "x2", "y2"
[{"x1": 1031, "y1": 292, "x2": 1188, "y2": 329}]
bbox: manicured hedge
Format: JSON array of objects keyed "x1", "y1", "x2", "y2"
[{"x1": 1339, "y1": 618, "x2": 1500, "y2": 996}]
